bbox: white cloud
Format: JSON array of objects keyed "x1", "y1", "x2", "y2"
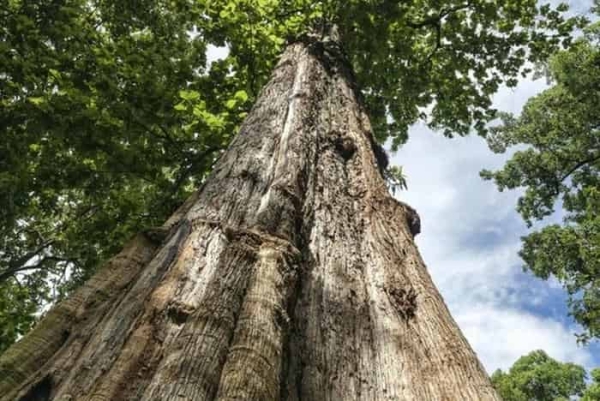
[
  {"x1": 207, "y1": 45, "x2": 229, "y2": 64},
  {"x1": 458, "y1": 305, "x2": 592, "y2": 372},
  {"x1": 391, "y1": 80, "x2": 597, "y2": 373},
  {"x1": 493, "y1": 79, "x2": 549, "y2": 115}
]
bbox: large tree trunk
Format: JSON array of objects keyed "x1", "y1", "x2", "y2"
[{"x1": 0, "y1": 37, "x2": 500, "y2": 401}]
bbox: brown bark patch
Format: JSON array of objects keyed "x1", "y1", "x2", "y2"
[{"x1": 386, "y1": 286, "x2": 418, "y2": 321}]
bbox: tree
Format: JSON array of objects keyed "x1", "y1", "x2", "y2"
[
  {"x1": 0, "y1": 0, "x2": 585, "y2": 399},
  {"x1": 583, "y1": 368, "x2": 600, "y2": 401},
  {"x1": 0, "y1": 0, "x2": 246, "y2": 352},
  {"x1": 481, "y1": 21, "x2": 600, "y2": 343},
  {"x1": 491, "y1": 350, "x2": 588, "y2": 401}
]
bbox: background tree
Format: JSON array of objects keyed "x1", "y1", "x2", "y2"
[
  {"x1": 481, "y1": 20, "x2": 600, "y2": 343},
  {"x1": 491, "y1": 350, "x2": 588, "y2": 401}
]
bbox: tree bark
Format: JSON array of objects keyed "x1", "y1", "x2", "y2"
[{"x1": 0, "y1": 38, "x2": 500, "y2": 401}]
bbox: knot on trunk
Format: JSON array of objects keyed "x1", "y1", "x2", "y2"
[
  {"x1": 334, "y1": 136, "x2": 357, "y2": 161},
  {"x1": 386, "y1": 286, "x2": 417, "y2": 321},
  {"x1": 387, "y1": 198, "x2": 421, "y2": 237},
  {"x1": 167, "y1": 301, "x2": 195, "y2": 325},
  {"x1": 404, "y1": 205, "x2": 421, "y2": 237},
  {"x1": 142, "y1": 227, "x2": 170, "y2": 244}
]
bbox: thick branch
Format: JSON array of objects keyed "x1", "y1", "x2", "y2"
[
  {"x1": 559, "y1": 153, "x2": 600, "y2": 183},
  {"x1": 5, "y1": 240, "x2": 54, "y2": 272},
  {"x1": 407, "y1": 2, "x2": 473, "y2": 29},
  {"x1": 407, "y1": 3, "x2": 472, "y2": 62},
  {"x1": 0, "y1": 255, "x2": 73, "y2": 283},
  {"x1": 526, "y1": 153, "x2": 600, "y2": 221}
]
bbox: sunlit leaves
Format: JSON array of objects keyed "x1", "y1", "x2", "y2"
[{"x1": 384, "y1": 166, "x2": 408, "y2": 194}]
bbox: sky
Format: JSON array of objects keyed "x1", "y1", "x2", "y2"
[{"x1": 391, "y1": 76, "x2": 600, "y2": 373}]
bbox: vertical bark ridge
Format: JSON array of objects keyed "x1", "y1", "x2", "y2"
[
  {"x1": 215, "y1": 243, "x2": 299, "y2": 401},
  {"x1": 48, "y1": 221, "x2": 192, "y2": 401},
  {"x1": 0, "y1": 38, "x2": 501, "y2": 401},
  {"x1": 140, "y1": 227, "x2": 256, "y2": 400}
]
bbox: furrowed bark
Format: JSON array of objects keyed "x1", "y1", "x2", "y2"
[{"x1": 0, "y1": 37, "x2": 500, "y2": 400}]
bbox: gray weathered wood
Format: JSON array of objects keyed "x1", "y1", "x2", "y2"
[{"x1": 0, "y1": 38, "x2": 500, "y2": 401}]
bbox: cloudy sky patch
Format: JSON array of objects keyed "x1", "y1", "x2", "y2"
[{"x1": 392, "y1": 76, "x2": 600, "y2": 372}]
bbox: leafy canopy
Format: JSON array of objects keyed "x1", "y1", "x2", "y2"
[
  {"x1": 491, "y1": 350, "x2": 591, "y2": 401},
  {"x1": 481, "y1": 22, "x2": 600, "y2": 342},
  {"x1": 0, "y1": 0, "x2": 247, "y2": 352},
  {"x1": 0, "y1": 0, "x2": 585, "y2": 353}
]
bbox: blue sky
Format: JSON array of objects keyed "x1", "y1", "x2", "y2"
[{"x1": 391, "y1": 74, "x2": 600, "y2": 373}]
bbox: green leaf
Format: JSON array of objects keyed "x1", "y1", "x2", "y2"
[
  {"x1": 179, "y1": 90, "x2": 200, "y2": 101},
  {"x1": 28, "y1": 97, "x2": 45, "y2": 105},
  {"x1": 492, "y1": 351, "x2": 587, "y2": 400},
  {"x1": 233, "y1": 90, "x2": 248, "y2": 102},
  {"x1": 192, "y1": 105, "x2": 204, "y2": 118}
]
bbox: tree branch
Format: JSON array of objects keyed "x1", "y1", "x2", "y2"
[
  {"x1": 407, "y1": 2, "x2": 473, "y2": 29},
  {"x1": 6, "y1": 240, "x2": 54, "y2": 272},
  {"x1": 407, "y1": 2, "x2": 472, "y2": 63},
  {"x1": 559, "y1": 153, "x2": 600, "y2": 183},
  {"x1": 528, "y1": 153, "x2": 600, "y2": 220},
  {"x1": 0, "y1": 256, "x2": 73, "y2": 284}
]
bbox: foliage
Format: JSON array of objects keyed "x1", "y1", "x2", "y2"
[
  {"x1": 491, "y1": 350, "x2": 588, "y2": 401},
  {"x1": 385, "y1": 166, "x2": 408, "y2": 193},
  {"x1": 481, "y1": 24, "x2": 600, "y2": 342},
  {"x1": 0, "y1": 0, "x2": 586, "y2": 352},
  {"x1": 313, "y1": 0, "x2": 586, "y2": 148},
  {"x1": 583, "y1": 368, "x2": 600, "y2": 401},
  {"x1": 0, "y1": 0, "x2": 247, "y2": 352},
  {"x1": 0, "y1": 279, "x2": 37, "y2": 353}
]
